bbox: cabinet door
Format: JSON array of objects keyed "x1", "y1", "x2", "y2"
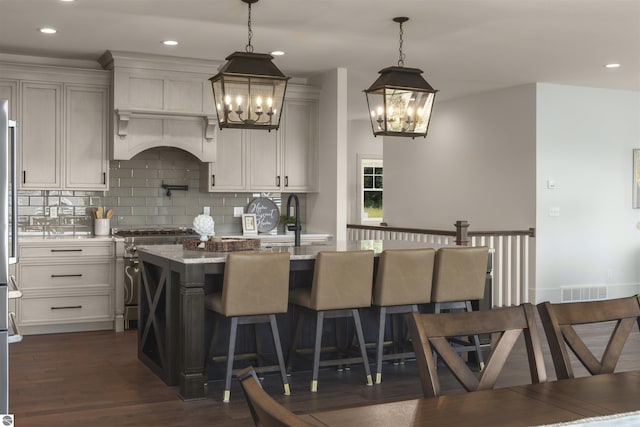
[
  {"x1": 20, "y1": 82, "x2": 62, "y2": 189},
  {"x1": 282, "y1": 100, "x2": 318, "y2": 192},
  {"x1": 248, "y1": 129, "x2": 281, "y2": 191},
  {"x1": 0, "y1": 79, "x2": 18, "y2": 120},
  {"x1": 203, "y1": 129, "x2": 246, "y2": 192},
  {"x1": 65, "y1": 85, "x2": 109, "y2": 190}
]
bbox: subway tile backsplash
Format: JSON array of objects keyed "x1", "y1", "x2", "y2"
[{"x1": 17, "y1": 147, "x2": 305, "y2": 236}]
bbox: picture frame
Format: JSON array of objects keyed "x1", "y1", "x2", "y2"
[
  {"x1": 634, "y1": 149, "x2": 640, "y2": 209},
  {"x1": 242, "y1": 213, "x2": 258, "y2": 235}
]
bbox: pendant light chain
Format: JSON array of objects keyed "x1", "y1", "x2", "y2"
[
  {"x1": 397, "y1": 20, "x2": 405, "y2": 67},
  {"x1": 245, "y1": 1, "x2": 254, "y2": 53}
]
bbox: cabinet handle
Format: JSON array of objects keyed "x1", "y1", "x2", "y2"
[
  {"x1": 51, "y1": 274, "x2": 83, "y2": 278},
  {"x1": 102, "y1": 172, "x2": 106, "y2": 185},
  {"x1": 285, "y1": 176, "x2": 289, "y2": 187},
  {"x1": 51, "y1": 305, "x2": 82, "y2": 310},
  {"x1": 277, "y1": 175, "x2": 281, "y2": 186},
  {"x1": 22, "y1": 171, "x2": 26, "y2": 184},
  {"x1": 51, "y1": 249, "x2": 83, "y2": 252},
  {"x1": 212, "y1": 174, "x2": 215, "y2": 187}
]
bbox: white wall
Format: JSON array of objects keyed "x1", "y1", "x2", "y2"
[
  {"x1": 535, "y1": 84, "x2": 640, "y2": 302},
  {"x1": 307, "y1": 68, "x2": 349, "y2": 239},
  {"x1": 384, "y1": 84, "x2": 537, "y2": 230}
]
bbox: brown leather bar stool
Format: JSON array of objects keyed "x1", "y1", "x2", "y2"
[
  {"x1": 288, "y1": 250, "x2": 374, "y2": 392},
  {"x1": 371, "y1": 248, "x2": 435, "y2": 384},
  {"x1": 205, "y1": 252, "x2": 291, "y2": 402},
  {"x1": 430, "y1": 246, "x2": 490, "y2": 369}
]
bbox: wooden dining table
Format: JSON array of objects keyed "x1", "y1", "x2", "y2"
[{"x1": 301, "y1": 370, "x2": 640, "y2": 426}]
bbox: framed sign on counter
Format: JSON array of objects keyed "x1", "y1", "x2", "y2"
[{"x1": 242, "y1": 213, "x2": 258, "y2": 236}]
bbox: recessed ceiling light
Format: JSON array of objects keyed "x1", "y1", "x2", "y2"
[
  {"x1": 39, "y1": 28, "x2": 57, "y2": 34},
  {"x1": 271, "y1": 50, "x2": 285, "y2": 56},
  {"x1": 163, "y1": 40, "x2": 179, "y2": 46},
  {"x1": 60, "y1": 0, "x2": 75, "y2": 2},
  {"x1": 605, "y1": 63, "x2": 621, "y2": 68}
]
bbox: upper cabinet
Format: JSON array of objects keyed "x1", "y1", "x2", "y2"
[
  {"x1": 281, "y1": 99, "x2": 318, "y2": 192},
  {"x1": 65, "y1": 85, "x2": 109, "y2": 190},
  {"x1": 0, "y1": 79, "x2": 18, "y2": 120},
  {"x1": 0, "y1": 60, "x2": 111, "y2": 191},
  {"x1": 201, "y1": 86, "x2": 320, "y2": 193},
  {"x1": 99, "y1": 51, "x2": 219, "y2": 162}
]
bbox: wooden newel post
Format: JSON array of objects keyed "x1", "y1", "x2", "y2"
[{"x1": 455, "y1": 220, "x2": 470, "y2": 246}]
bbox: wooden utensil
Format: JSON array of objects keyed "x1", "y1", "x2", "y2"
[
  {"x1": 96, "y1": 206, "x2": 103, "y2": 219},
  {"x1": 105, "y1": 209, "x2": 113, "y2": 219}
]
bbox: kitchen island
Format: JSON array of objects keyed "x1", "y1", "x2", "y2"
[{"x1": 137, "y1": 240, "x2": 491, "y2": 400}]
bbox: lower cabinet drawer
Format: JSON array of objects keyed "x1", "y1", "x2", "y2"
[
  {"x1": 20, "y1": 262, "x2": 112, "y2": 290},
  {"x1": 19, "y1": 294, "x2": 113, "y2": 325}
]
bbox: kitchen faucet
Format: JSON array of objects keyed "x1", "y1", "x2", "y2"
[{"x1": 286, "y1": 193, "x2": 301, "y2": 247}]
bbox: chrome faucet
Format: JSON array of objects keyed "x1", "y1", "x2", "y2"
[{"x1": 286, "y1": 193, "x2": 301, "y2": 247}]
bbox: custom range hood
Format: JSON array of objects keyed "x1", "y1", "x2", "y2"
[{"x1": 99, "y1": 50, "x2": 221, "y2": 161}]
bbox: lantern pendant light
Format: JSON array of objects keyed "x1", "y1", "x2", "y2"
[
  {"x1": 210, "y1": 0, "x2": 289, "y2": 131},
  {"x1": 364, "y1": 17, "x2": 438, "y2": 139}
]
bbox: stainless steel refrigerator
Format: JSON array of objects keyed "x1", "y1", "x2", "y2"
[{"x1": 1, "y1": 98, "x2": 18, "y2": 413}]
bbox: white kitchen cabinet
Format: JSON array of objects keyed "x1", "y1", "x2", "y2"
[
  {"x1": 249, "y1": 129, "x2": 281, "y2": 191},
  {"x1": 0, "y1": 79, "x2": 18, "y2": 120},
  {"x1": 20, "y1": 82, "x2": 109, "y2": 191},
  {"x1": 201, "y1": 97, "x2": 319, "y2": 193},
  {"x1": 281, "y1": 99, "x2": 318, "y2": 192},
  {"x1": 201, "y1": 128, "x2": 280, "y2": 192},
  {"x1": 20, "y1": 81, "x2": 63, "y2": 189},
  {"x1": 0, "y1": 60, "x2": 111, "y2": 191},
  {"x1": 200, "y1": 128, "x2": 246, "y2": 191},
  {"x1": 17, "y1": 239, "x2": 115, "y2": 335},
  {"x1": 65, "y1": 85, "x2": 109, "y2": 190}
]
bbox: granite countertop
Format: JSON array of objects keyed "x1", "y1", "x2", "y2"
[
  {"x1": 137, "y1": 240, "x2": 450, "y2": 264},
  {"x1": 18, "y1": 235, "x2": 117, "y2": 243}
]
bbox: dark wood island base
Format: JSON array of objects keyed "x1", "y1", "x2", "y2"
[{"x1": 137, "y1": 241, "x2": 492, "y2": 400}]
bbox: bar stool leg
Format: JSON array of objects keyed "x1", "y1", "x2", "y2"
[
  {"x1": 287, "y1": 309, "x2": 304, "y2": 373},
  {"x1": 352, "y1": 309, "x2": 373, "y2": 386},
  {"x1": 311, "y1": 311, "x2": 325, "y2": 392},
  {"x1": 375, "y1": 306, "x2": 387, "y2": 384},
  {"x1": 223, "y1": 317, "x2": 239, "y2": 402},
  {"x1": 268, "y1": 314, "x2": 290, "y2": 396}
]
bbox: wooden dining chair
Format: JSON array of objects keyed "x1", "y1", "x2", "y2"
[
  {"x1": 236, "y1": 366, "x2": 313, "y2": 427},
  {"x1": 537, "y1": 296, "x2": 640, "y2": 380},
  {"x1": 406, "y1": 303, "x2": 547, "y2": 398}
]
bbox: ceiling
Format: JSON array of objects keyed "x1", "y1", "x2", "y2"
[{"x1": 1, "y1": 0, "x2": 639, "y2": 119}]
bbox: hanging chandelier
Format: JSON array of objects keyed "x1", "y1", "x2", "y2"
[
  {"x1": 364, "y1": 17, "x2": 438, "y2": 139},
  {"x1": 209, "y1": 0, "x2": 289, "y2": 131}
]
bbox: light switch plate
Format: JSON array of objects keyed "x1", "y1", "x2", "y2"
[
  {"x1": 234, "y1": 207, "x2": 244, "y2": 217},
  {"x1": 50, "y1": 206, "x2": 57, "y2": 218},
  {"x1": 549, "y1": 207, "x2": 560, "y2": 217},
  {"x1": 203, "y1": 207, "x2": 210, "y2": 215}
]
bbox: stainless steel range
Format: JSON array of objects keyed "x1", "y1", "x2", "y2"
[{"x1": 113, "y1": 228, "x2": 197, "y2": 329}]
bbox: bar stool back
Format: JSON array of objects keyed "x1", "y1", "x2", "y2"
[
  {"x1": 372, "y1": 248, "x2": 435, "y2": 383},
  {"x1": 430, "y1": 246, "x2": 490, "y2": 369},
  {"x1": 288, "y1": 250, "x2": 374, "y2": 392},
  {"x1": 205, "y1": 251, "x2": 291, "y2": 402}
]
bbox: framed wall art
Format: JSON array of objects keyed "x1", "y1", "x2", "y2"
[{"x1": 242, "y1": 213, "x2": 258, "y2": 235}]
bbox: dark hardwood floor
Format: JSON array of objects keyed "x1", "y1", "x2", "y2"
[{"x1": 9, "y1": 321, "x2": 640, "y2": 426}]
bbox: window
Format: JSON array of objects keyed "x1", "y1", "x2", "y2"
[{"x1": 361, "y1": 159, "x2": 383, "y2": 223}]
